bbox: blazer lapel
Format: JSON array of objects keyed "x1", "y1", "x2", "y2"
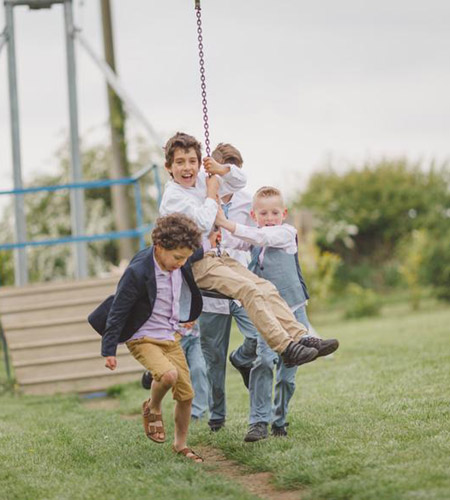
[{"x1": 145, "y1": 247, "x2": 157, "y2": 306}]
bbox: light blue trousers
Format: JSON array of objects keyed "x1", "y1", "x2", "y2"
[
  {"x1": 247, "y1": 306, "x2": 310, "y2": 426},
  {"x1": 199, "y1": 301, "x2": 258, "y2": 423},
  {"x1": 179, "y1": 330, "x2": 210, "y2": 420}
]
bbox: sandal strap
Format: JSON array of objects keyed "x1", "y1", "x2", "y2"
[{"x1": 173, "y1": 446, "x2": 203, "y2": 462}]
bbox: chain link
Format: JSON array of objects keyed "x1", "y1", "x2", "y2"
[{"x1": 195, "y1": 5, "x2": 211, "y2": 157}]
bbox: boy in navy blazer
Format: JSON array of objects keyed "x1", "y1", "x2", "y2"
[{"x1": 89, "y1": 213, "x2": 205, "y2": 463}]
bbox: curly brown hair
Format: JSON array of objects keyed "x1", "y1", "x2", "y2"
[
  {"x1": 151, "y1": 213, "x2": 202, "y2": 251},
  {"x1": 212, "y1": 143, "x2": 243, "y2": 168},
  {"x1": 164, "y1": 132, "x2": 202, "y2": 169}
]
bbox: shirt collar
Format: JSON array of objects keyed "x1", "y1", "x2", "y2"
[{"x1": 153, "y1": 254, "x2": 170, "y2": 277}]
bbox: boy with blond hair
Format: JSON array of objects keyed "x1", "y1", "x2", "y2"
[
  {"x1": 160, "y1": 131, "x2": 336, "y2": 369},
  {"x1": 215, "y1": 186, "x2": 339, "y2": 440}
]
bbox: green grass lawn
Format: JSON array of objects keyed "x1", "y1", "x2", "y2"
[{"x1": 1, "y1": 298, "x2": 450, "y2": 500}]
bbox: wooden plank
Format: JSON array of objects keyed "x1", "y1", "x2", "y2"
[
  {"x1": 0, "y1": 284, "x2": 115, "y2": 310},
  {"x1": 21, "y1": 371, "x2": 143, "y2": 396},
  {"x1": 5, "y1": 319, "x2": 90, "y2": 346},
  {"x1": 15, "y1": 352, "x2": 141, "y2": 382},
  {"x1": 11, "y1": 342, "x2": 130, "y2": 366},
  {"x1": 1, "y1": 299, "x2": 103, "y2": 326},
  {"x1": 8, "y1": 333, "x2": 96, "y2": 350},
  {"x1": 0, "y1": 276, "x2": 117, "y2": 298}
]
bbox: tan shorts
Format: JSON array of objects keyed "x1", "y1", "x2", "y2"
[{"x1": 126, "y1": 334, "x2": 194, "y2": 402}]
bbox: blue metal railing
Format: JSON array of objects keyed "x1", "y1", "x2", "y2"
[{"x1": 0, "y1": 163, "x2": 162, "y2": 275}]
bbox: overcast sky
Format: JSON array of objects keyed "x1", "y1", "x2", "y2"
[{"x1": 1, "y1": 0, "x2": 449, "y2": 202}]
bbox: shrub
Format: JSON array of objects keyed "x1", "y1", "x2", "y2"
[
  {"x1": 298, "y1": 231, "x2": 341, "y2": 308},
  {"x1": 295, "y1": 159, "x2": 450, "y2": 290},
  {"x1": 398, "y1": 230, "x2": 428, "y2": 310},
  {"x1": 344, "y1": 283, "x2": 382, "y2": 319},
  {"x1": 421, "y1": 230, "x2": 450, "y2": 301}
]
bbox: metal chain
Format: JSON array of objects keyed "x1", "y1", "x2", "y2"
[{"x1": 195, "y1": 3, "x2": 211, "y2": 157}]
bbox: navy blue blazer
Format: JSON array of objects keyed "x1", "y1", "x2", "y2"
[{"x1": 88, "y1": 245, "x2": 203, "y2": 357}]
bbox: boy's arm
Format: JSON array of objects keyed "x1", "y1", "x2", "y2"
[
  {"x1": 160, "y1": 177, "x2": 220, "y2": 233},
  {"x1": 203, "y1": 157, "x2": 247, "y2": 193},
  {"x1": 216, "y1": 212, "x2": 297, "y2": 251},
  {"x1": 101, "y1": 269, "x2": 140, "y2": 359}
]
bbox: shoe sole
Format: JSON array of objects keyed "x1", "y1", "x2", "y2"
[
  {"x1": 283, "y1": 347, "x2": 319, "y2": 368},
  {"x1": 141, "y1": 372, "x2": 153, "y2": 390},
  {"x1": 244, "y1": 434, "x2": 268, "y2": 442},
  {"x1": 229, "y1": 351, "x2": 251, "y2": 389}
]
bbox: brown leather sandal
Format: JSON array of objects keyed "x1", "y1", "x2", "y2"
[
  {"x1": 142, "y1": 399, "x2": 165, "y2": 443},
  {"x1": 172, "y1": 445, "x2": 204, "y2": 463}
]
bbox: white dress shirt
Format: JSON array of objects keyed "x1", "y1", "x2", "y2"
[
  {"x1": 230, "y1": 222, "x2": 306, "y2": 312},
  {"x1": 232, "y1": 223, "x2": 298, "y2": 255},
  {"x1": 159, "y1": 166, "x2": 247, "y2": 238},
  {"x1": 202, "y1": 190, "x2": 254, "y2": 315}
]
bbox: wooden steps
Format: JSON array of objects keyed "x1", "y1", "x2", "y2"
[{"x1": 0, "y1": 277, "x2": 143, "y2": 395}]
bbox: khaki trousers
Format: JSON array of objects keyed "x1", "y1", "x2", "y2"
[{"x1": 192, "y1": 253, "x2": 307, "y2": 354}]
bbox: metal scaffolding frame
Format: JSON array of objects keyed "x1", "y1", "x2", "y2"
[{"x1": 1, "y1": 0, "x2": 162, "y2": 286}]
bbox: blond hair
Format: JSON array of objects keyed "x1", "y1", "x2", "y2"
[{"x1": 253, "y1": 186, "x2": 284, "y2": 206}]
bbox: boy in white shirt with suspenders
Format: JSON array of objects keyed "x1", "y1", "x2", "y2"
[{"x1": 215, "y1": 186, "x2": 339, "y2": 441}]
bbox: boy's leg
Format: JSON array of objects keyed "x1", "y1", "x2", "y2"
[
  {"x1": 272, "y1": 306, "x2": 309, "y2": 433},
  {"x1": 192, "y1": 255, "x2": 305, "y2": 354},
  {"x1": 224, "y1": 256, "x2": 309, "y2": 341},
  {"x1": 241, "y1": 336, "x2": 277, "y2": 442},
  {"x1": 199, "y1": 311, "x2": 232, "y2": 428},
  {"x1": 229, "y1": 302, "x2": 258, "y2": 365},
  {"x1": 161, "y1": 338, "x2": 202, "y2": 460},
  {"x1": 174, "y1": 398, "x2": 193, "y2": 449},
  {"x1": 180, "y1": 331, "x2": 210, "y2": 420},
  {"x1": 228, "y1": 302, "x2": 258, "y2": 388},
  {"x1": 127, "y1": 337, "x2": 185, "y2": 443}
]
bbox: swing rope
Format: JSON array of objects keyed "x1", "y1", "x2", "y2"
[{"x1": 195, "y1": 0, "x2": 211, "y2": 157}]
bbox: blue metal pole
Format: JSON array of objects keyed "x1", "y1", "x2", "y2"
[
  {"x1": 133, "y1": 181, "x2": 145, "y2": 250},
  {"x1": 153, "y1": 164, "x2": 163, "y2": 208}
]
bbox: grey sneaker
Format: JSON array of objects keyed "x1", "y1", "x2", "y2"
[
  {"x1": 281, "y1": 341, "x2": 318, "y2": 368},
  {"x1": 229, "y1": 350, "x2": 251, "y2": 389},
  {"x1": 244, "y1": 422, "x2": 268, "y2": 442},
  {"x1": 299, "y1": 336, "x2": 339, "y2": 357}
]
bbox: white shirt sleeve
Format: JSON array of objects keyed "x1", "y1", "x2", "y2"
[
  {"x1": 222, "y1": 232, "x2": 252, "y2": 251},
  {"x1": 233, "y1": 223, "x2": 298, "y2": 254},
  {"x1": 218, "y1": 164, "x2": 247, "y2": 194},
  {"x1": 160, "y1": 184, "x2": 218, "y2": 234}
]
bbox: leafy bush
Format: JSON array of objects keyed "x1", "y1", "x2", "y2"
[
  {"x1": 298, "y1": 231, "x2": 341, "y2": 308},
  {"x1": 344, "y1": 283, "x2": 382, "y2": 319},
  {"x1": 295, "y1": 159, "x2": 449, "y2": 277},
  {"x1": 421, "y1": 230, "x2": 450, "y2": 301},
  {"x1": 397, "y1": 230, "x2": 428, "y2": 310}
]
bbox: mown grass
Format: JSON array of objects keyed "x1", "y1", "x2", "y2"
[{"x1": 1, "y1": 297, "x2": 450, "y2": 500}]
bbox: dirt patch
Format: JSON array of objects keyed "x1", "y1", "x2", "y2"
[
  {"x1": 88, "y1": 406, "x2": 304, "y2": 499},
  {"x1": 198, "y1": 446, "x2": 305, "y2": 500}
]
